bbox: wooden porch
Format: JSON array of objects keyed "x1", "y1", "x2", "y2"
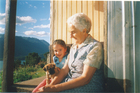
[{"x1": 11, "y1": 76, "x2": 45, "y2": 92}]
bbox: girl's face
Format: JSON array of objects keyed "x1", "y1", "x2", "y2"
[{"x1": 53, "y1": 44, "x2": 67, "y2": 59}]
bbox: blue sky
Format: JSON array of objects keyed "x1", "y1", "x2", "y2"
[{"x1": 0, "y1": 0, "x2": 50, "y2": 43}]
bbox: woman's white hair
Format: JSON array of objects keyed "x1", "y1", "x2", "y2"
[{"x1": 67, "y1": 13, "x2": 91, "y2": 33}]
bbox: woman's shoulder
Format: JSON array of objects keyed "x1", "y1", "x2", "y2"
[
  {"x1": 85, "y1": 35, "x2": 102, "y2": 47},
  {"x1": 89, "y1": 39, "x2": 103, "y2": 49}
]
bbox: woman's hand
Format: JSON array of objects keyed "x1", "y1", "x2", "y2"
[{"x1": 37, "y1": 85, "x2": 58, "y2": 92}]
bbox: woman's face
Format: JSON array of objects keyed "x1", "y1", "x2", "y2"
[
  {"x1": 53, "y1": 44, "x2": 67, "y2": 59},
  {"x1": 68, "y1": 25, "x2": 87, "y2": 45}
]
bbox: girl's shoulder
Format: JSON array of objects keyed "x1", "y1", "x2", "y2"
[
  {"x1": 53, "y1": 55, "x2": 57, "y2": 60},
  {"x1": 53, "y1": 56, "x2": 59, "y2": 63}
]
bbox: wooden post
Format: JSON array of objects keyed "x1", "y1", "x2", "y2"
[{"x1": 2, "y1": 0, "x2": 17, "y2": 92}]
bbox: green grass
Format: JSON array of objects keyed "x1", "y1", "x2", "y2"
[{"x1": 0, "y1": 65, "x2": 45, "y2": 92}]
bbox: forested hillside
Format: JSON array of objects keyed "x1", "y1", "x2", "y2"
[{"x1": 0, "y1": 34, "x2": 49, "y2": 60}]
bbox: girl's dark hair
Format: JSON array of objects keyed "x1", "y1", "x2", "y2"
[
  {"x1": 53, "y1": 39, "x2": 67, "y2": 48},
  {"x1": 53, "y1": 39, "x2": 70, "y2": 53}
]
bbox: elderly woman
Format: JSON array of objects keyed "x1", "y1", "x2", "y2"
[{"x1": 38, "y1": 13, "x2": 104, "y2": 92}]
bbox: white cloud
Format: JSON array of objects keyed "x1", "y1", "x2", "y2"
[
  {"x1": 24, "y1": 31, "x2": 35, "y2": 35},
  {"x1": 24, "y1": 31, "x2": 49, "y2": 37},
  {"x1": 34, "y1": 6, "x2": 37, "y2": 9},
  {"x1": 48, "y1": 18, "x2": 50, "y2": 20},
  {"x1": 0, "y1": 13, "x2": 5, "y2": 20},
  {"x1": 16, "y1": 16, "x2": 37, "y2": 25},
  {"x1": 33, "y1": 24, "x2": 50, "y2": 28},
  {"x1": 29, "y1": 4, "x2": 32, "y2": 7},
  {"x1": 0, "y1": 27, "x2": 5, "y2": 33},
  {"x1": 42, "y1": 3, "x2": 45, "y2": 8},
  {"x1": 0, "y1": 14, "x2": 37, "y2": 25},
  {"x1": 0, "y1": 13, "x2": 6, "y2": 25}
]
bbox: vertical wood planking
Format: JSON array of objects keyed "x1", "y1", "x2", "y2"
[
  {"x1": 72, "y1": 1, "x2": 77, "y2": 15},
  {"x1": 88, "y1": 1, "x2": 93, "y2": 35},
  {"x1": 54, "y1": 0, "x2": 58, "y2": 40},
  {"x1": 94, "y1": 1, "x2": 99, "y2": 40},
  {"x1": 63, "y1": 0, "x2": 67, "y2": 42},
  {"x1": 50, "y1": 0, "x2": 56, "y2": 63},
  {"x1": 135, "y1": 2, "x2": 140, "y2": 92},
  {"x1": 58, "y1": 0, "x2": 62, "y2": 39},
  {"x1": 50, "y1": 0, "x2": 105, "y2": 44},
  {"x1": 82, "y1": 1, "x2": 88, "y2": 15},
  {"x1": 66, "y1": 0, "x2": 72, "y2": 44},
  {"x1": 77, "y1": 1, "x2": 82, "y2": 13},
  {"x1": 108, "y1": 1, "x2": 123, "y2": 78},
  {"x1": 98, "y1": 1, "x2": 100, "y2": 41},
  {"x1": 104, "y1": 1, "x2": 108, "y2": 78},
  {"x1": 71, "y1": 1, "x2": 77, "y2": 43},
  {"x1": 99, "y1": 1, "x2": 104, "y2": 42},
  {"x1": 91, "y1": 1, "x2": 95, "y2": 37}
]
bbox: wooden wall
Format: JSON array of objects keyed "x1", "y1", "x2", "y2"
[
  {"x1": 50, "y1": 0, "x2": 105, "y2": 45},
  {"x1": 106, "y1": 1, "x2": 140, "y2": 92}
]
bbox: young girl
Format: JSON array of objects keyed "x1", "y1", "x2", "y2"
[
  {"x1": 32, "y1": 39, "x2": 69, "y2": 92},
  {"x1": 53, "y1": 39, "x2": 69, "y2": 69}
]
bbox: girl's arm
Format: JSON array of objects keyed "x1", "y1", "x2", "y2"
[{"x1": 38, "y1": 64, "x2": 97, "y2": 92}]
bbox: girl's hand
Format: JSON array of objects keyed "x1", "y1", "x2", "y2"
[{"x1": 37, "y1": 85, "x2": 58, "y2": 92}]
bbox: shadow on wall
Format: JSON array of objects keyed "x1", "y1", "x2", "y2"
[
  {"x1": 104, "y1": 65, "x2": 124, "y2": 93},
  {"x1": 95, "y1": 1, "x2": 104, "y2": 12}
]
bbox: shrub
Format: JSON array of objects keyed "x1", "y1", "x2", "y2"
[
  {"x1": 25, "y1": 52, "x2": 41, "y2": 66},
  {"x1": 0, "y1": 62, "x2": 46, "y2": 90},
  {"x1": 13, "y1": 67, "x2": 32, "y2": 83},
  {"x1": 13, "y1": 65, "x2": 45, "y2": 83},
  {"x1": 13, "y1": 66, "x2": 38, "y2": 83},
  {"x1": 0, "y1": 71, "x2": 2, "y2": 92}
]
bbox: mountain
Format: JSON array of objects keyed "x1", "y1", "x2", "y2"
[{"x1": 0, "y1": 34, "x2": 50, "y2": 60}]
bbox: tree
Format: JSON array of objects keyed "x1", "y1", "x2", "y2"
[
  {"x1": 25, "y1": 52, "x2": 41, "y2": 66},
  {"x1": 14, "y1": 59, "x2": 21, "y2": 69},
  {"x1": 42, "y1": 52, "x2": 49, "y2": 61}
]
